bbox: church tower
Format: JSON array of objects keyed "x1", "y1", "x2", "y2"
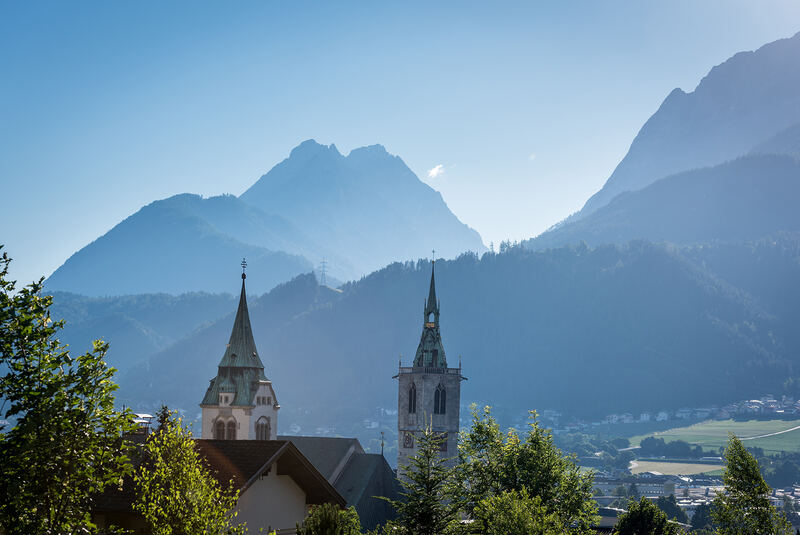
[
  {"x1": 201, "y1": 262, "x2": 279, "y2": 440},
  {"x1": 396, "y1": 260, "x2": 463, "y2": 471}
]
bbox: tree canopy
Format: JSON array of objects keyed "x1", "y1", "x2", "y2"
[
  {"x1": 456, "y1": 406, "x2": 598, "y2": 533},
  {"x1": 0, "y1": 248, "x2": 135, "y2": 534},
  {"x1": 712, "y1": 434, "x2": 793, "y2": 535}
]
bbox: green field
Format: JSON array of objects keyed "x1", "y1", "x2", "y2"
[
  {"x1": 629, "y1": 419, "x2": 800, "y2": 454},
  {"x1": 629, "y1": 460, "x2": 724, "y2": 476}
]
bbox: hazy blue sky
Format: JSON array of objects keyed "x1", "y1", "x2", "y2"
[{"x1": 3, "y1": 1, "x2": 800, "y2": 285}]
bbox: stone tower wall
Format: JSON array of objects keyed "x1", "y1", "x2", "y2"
[{"x1": 397, "y1": 367, "x2": 461, "y2": 472}]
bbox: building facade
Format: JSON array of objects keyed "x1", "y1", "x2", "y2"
[
  {"x1": 200, "y1": 270, "x2": 279, "y2": 440},
  {"x1": 396, "y1": 261, "x2": 463, "y2": 472}
]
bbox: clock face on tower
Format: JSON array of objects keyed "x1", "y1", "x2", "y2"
[{"x1": 403, "y1": 432, "x2": 415, "y2": 449}]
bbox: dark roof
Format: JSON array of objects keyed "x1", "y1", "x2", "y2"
[
  {"x1": 279, "y1": 436, "x2": 399, "y2": 531},
  {"x1": 95, "y1": 439, "x2": 345, "y2": 514},
  {"x1": 279, "y1": 436, "x2": 364, "y2": 482},
  {"x1": 196, "y1": 440, "x2": 345, "y2": 506},
  {"x1": 334, "y1": 453, "x2": 399, "y2": 530},
  {"x1": 201, "y1": 276, "x2": 269, "y2": 406},
  {"x1": 414, "y1": 262, "x2": 447, "y2": 368}
]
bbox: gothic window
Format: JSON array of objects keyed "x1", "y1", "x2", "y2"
[
  {"x1": 432, "y1": 349, "x2": 439, "y2": 365},
  {"x1": 214, "y1": 419, "x2": 225, "y2": 440},
  {"x1": 256, "y1": 417, "x2": 271, "y2": 440},
  {"x1": 226, "y1": 419, "x2": 237, "y2": 440},
  {"x1": 434, "y1": 384, "x2": 446, "y2": 414},
  {"x1": 267, "y1": 396, "x2": 272, "y2": 405},
  {"x1": 403, "y1": 432, "x2": 414, "y2": 448},
  {"x1": 408, "y1": 383, "x2": 417, "y2": 414}
]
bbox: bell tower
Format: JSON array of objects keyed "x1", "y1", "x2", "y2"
[
  {"x1": 200, "y1": 259, "x2": 279, "y2": 440},
  {"x1": 396, "y1": 259, "x2": 464, "y2": 472}
]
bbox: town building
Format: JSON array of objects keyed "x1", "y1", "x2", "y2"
[{"x1": 396, "y1": 261, "x2": 464, "y2": 472}]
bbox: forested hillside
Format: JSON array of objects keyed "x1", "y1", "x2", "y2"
[{"x1": 54, "y1": 236, "x2": 796, "y2": 443}]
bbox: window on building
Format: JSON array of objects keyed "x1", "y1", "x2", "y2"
[
  {"x1": 214, "y1": 419, "x2": 225, "y2": 440},
  {"x1": 408, "y1": 383, "x2": 417, "y2": 414},
  {"x1": 438, "y1": 432, "x2": 448, "y2": 452},
  {"x1": 256, "y1": 417, "x2": 271, "y2": 440},
  {"x1": 267, "y1": 396, "x2": 271, "y2": 405},
  {"x1": 226, "y1": 419, "x2": 237, "y2": 440},
  {"x1": 434, "y1": 384, "x2": 446, "y2": 414},
  {"x1": 403, "y1": 432, "x2": 414, "y2": 448}
]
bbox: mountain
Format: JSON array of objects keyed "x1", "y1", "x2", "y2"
[
  {"x1": 98, "y1": 238, "x2": 799, "y2": 447},
  {"x1": 50, "y1": 290, "x2": 237, "y2": 374},
  {"x1": 750, "y1": 122, "x2": 800, "y2": 160},
  {"x1": 45, "y1": 194, "x2": 315, "y2": 295},
  {"x1": 579, "y1": 31, "x2": 800, "y2": 217},
  {"x1": 240, "y1": 140, "x2": 486, "y2": 275},
  {"x1": 45, "y1": 141, "x2": 484, "y2": 296},
  {"x1": 523, "y1": 154, "x2": 800, "y2": 250}
]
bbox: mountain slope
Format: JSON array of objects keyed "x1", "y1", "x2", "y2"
[
  {"x1": 112, "y1": 240, "x2": 798, "y2": 444},
  {"x1": 524, "y1": 154, "x2": 800, "y2": 250},
  {"x1": 45, "y1": 194, "x2": 314, "y2": 295},
  {"x1": 580, "y1": 31, "x2": 800, "y2": 216},
  {"x1": 240, "y1": 140, "x2": 486, "y2": 275}
]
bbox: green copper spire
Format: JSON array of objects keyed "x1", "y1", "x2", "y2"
[
  {"x1": 201, "y1": 267, "x2": 268, "y2": 406},
  {"x1": 414, "y1": 261, "x2": 447, "y2": 368}
]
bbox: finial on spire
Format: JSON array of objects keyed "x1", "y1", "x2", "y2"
[
  {"x1": 241, "y1": 258, "x2": 247, "y2": 280},
  {"x1": 432, "y1": 249, "x2": 436, "y2": 263}
]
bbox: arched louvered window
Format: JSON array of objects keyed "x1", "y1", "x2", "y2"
[
  {"x1": 434, "y1": 384, "x2": 446, "y2": 414},
  {"x1": 256, "y1": 417, "x2": 271, "y2": 440},
  {"x1": 226, "y1": 419, "x2": 237, "y2": 440},
  {"x1": 408, "y1": 383, "x2": 417, "y2": 414},
  {"x1": 214, "y1": 419, "x2": 225, "y2": 440}
]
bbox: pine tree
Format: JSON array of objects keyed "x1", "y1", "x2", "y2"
[
  {"x1": 712, "y1": 434, "x2": 793, "y2": 535},
  {"x1": 384, "y1": 423, "x2": 460, "y2": 535},
  {"x1": 297, "y1": 502, "x2": 361, "y2": 535}
]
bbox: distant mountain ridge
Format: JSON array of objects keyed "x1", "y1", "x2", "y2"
[
  {"x1": 524, "y1": 154, "x2": 800, "y2": 250},
  {"x1": 579, "y1": 31, "x2": 800, "y2": 217},
  {"x1": 240, "y1": 140, "x2": 485, "y2": 276},
  {"x1": 45, "y1": 141, "x2": 485, "y2": 296}
]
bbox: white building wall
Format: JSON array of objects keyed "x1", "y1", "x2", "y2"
[{"x1": 234, "y1": 462, "x2": 309, "y2": 533}]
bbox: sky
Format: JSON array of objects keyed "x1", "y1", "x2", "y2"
[{"x1": 3, "y1": 1, "x2": 800, "y2": 285}]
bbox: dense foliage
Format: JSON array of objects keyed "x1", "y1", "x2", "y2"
[
  {"x1": 639, "y1": 437, "x2": 705, "y2": 459},
  {"x1": 456, "y1": 406, "x2": 598, "y2": 533},
  {"x1": 613, "y1": 496, "x2": 683, "y2": 535},
  {"x1": 133, "y1": 407, "x2": 245, "y2": 535},
  {"x1": 297, "y1": 503, "x2": 361, "y2": 535},
  {"x1": 0, "y1": 248, "x2": 135, "y2": 534},
  {"x1": 472, "y1": 489, "x2": 562, "y2": 535}
]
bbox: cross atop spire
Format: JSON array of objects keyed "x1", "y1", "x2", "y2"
[{"x1": 241, "y1": 258, "x2": 247, "y2": 279}]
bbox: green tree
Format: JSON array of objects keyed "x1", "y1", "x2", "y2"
[
  {"x1": 0, "y1": 249, "x2": 135, "y2": 534},
  {"x1": 384, "y1": 424, "x2": 460, "y2": 535},
  {"x1": 614, "y1": 497, "x2": 683, "y2": 535},
  {"x1": 690, "y1": 502, "x2": 714, "y2": 531},
  {"x1": 457, "y1": 406, "x2": 598, "y2": 533},
  {"x1": 132, "y1": 408, "x2": 245, "y2": 535},
  {"x1": 297, "y1": 503, "x2": 361, "y2": 535},
  {"x1": 472, "y1": 488, "x2": 562, "y2": 535},
  {"x1": 655, "y1": 494, "x2": 688, "y2": 524},
  {"x1": 711, "y1": 434, "x2": 793, "y2": 535}
]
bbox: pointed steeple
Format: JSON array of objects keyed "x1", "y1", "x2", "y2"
[
  {"x1": 414, "y1": 261, "x2": 447, "y2": 368},
  {"x1": 424, "y1": 260, "x2": 439, "y2": 323},
  {"x1": 201, "y1": 265, "x2": 268, "y2": 407}
]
